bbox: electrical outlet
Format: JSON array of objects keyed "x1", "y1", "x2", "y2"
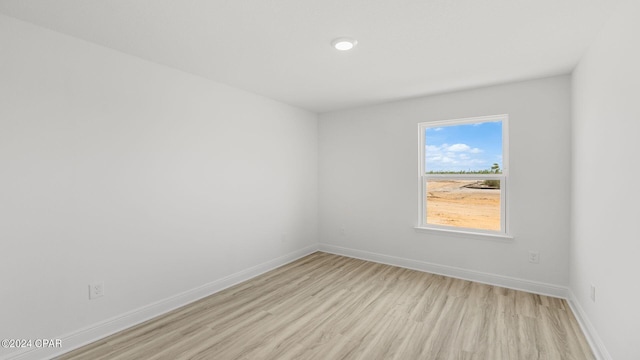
[
  {"x1": 89, "y1": 282, "x2": 104, "y2": 300},
  {"x1": 528, "y1": 251, "x2": 540, "y2": 264},
  {"x1": 590, "y1": 284, "x2": 596, "y2": 302}
]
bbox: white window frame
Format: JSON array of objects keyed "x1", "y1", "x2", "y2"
[{"x1": 417, "y1": 114, "x2": 511, "y2": 238}]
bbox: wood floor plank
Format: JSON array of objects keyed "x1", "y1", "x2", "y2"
[{"x1": 56, "y1": 252, "x2": 594, "y2": 360}]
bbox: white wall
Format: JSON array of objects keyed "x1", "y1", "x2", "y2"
[
  {"x1": 319, "y1": 76, "x2": 572, "y2": 289},
  {"x1": 571, "y1": 0, "x2": 640, "y2": 359},
  {"x1": 0, "y1": 14, "x2": 317, "y2": 359}
]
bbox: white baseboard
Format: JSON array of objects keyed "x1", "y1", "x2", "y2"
[
  {"x1": 4, "y1": 245, "x2": 319, "y2": 360},
  {"x1": 6, "y1": 243, "x2": 606, "y2": 360},
  {"x1": 318, "y1": 244, "x2": 614, "y2": 358},
  {"x1": 318, "y1": 243, "x2": 568, "y2": 298},
  {"x1": 566, "y1": 290, "x2": 611, "y2": 360}
]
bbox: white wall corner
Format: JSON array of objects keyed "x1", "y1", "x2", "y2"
[{"x1": 566, "y1": 290, "x2": 612, "y2": 360}]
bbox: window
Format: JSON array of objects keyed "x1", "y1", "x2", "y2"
[{"x1": 417, "y1": 115, "x2": 509, "y2": 236}]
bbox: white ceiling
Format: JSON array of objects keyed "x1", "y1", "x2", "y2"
[{"x1": 0, "y1": 0, "x2": 619, "y2": 113}]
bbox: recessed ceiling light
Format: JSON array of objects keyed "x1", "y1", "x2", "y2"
[{"x1": 332, "y1": 37, "x2": 357, "y2": 51}]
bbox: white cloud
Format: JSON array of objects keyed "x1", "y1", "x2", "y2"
[
  {"x1": 425, "y1": 143, "x2": 489, "y2": 171},
  {"x1": 446, "y1": 143, "x2": 470, "y2": 152}
]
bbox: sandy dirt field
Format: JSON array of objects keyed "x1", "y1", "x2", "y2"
[{"x1": 426, "y1": 180, "x2": 501, "y2": 231}]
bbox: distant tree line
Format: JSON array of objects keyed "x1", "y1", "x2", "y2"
[
  {"x1": 426, "y1": 163, "x2": 502, "y2": 175},
  {"x1": 427, "y1": 163, "x2": 501, "y2": 189}
]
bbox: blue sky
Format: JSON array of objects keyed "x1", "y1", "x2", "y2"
[{"x1": 425, "y1": 121, "x2": 502, "y2": 172}]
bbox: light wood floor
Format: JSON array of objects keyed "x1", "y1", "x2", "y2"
[{"x1": 57, "y1": 252, "x2": 594, "y2": 360}]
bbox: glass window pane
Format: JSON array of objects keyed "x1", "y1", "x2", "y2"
[
  {"x1": 426, "y1": 179, "x2": 501, "y2": 231},
  {"x1": 425, "y1": 121, "x2": 502, "y2": 174}
]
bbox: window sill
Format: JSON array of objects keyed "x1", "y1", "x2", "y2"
[{"x1": 414, "y1": 226, "x2": 514, "y2": 242}]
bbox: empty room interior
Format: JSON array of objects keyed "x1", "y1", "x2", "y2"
[{"x1": 1, "y1": 1, "x2": 639, "y2": 359}]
